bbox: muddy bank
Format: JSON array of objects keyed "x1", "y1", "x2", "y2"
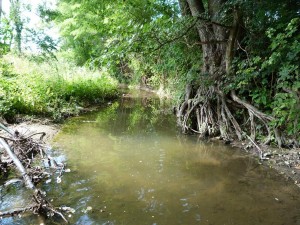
[
  {"x1": 231, "y1": 140, "x2": 300, "y2": 188},
  {"x1": 8, "y1": 120, "x2": 60, "y2": 143}
]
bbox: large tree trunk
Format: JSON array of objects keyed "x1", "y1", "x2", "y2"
[
  {"x1": 177, "y1": 0, "x2": 236, "y2": 139},
  {"x1": 177, "y1": 0, "x2": 284, "y2": 146},
  {"x1": 187, "y1": 0, "x2": 227, "y2": 76}
]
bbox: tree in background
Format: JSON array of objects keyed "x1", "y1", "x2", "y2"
[
  {"x1": 0, "y1": 0, "x2": 58, "y2": 57},
  {"x1": 173, "y1": 0, "x2": 299, "y2": 146},
  {"x1": 51, "y1": 0, "x2": 300, "y2": 146},
  {"x1": 9, "y1": 0, "x2": 23, "y2": 53}
]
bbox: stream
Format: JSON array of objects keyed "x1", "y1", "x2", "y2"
[{"x1": 2, "y1": 90, "x2": 300, "y2": 225}]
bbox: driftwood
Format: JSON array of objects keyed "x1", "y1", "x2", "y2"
[
  {"x1": 0, "y1": 124, "x2": 70, "y2": 223},
  {"x1": 0, "y1": 138, "x2": 35, "y2": 189},
  {"x1": 0, "y1": 205, "x2": 39, "y2": 218}
]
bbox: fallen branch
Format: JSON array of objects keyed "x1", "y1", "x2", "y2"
[
  {"x1": 0, "y1": 138, "x2": 34, "y2": 189},
  {"x1": 0, "y1": 124, "x2": 69, "y2": 223},
  {"x1": 0, "y1": 205, "x2": 39, "y2": 218},
  {"x1": 246, "y1": 135, "x2": 264, "y2": 160}
]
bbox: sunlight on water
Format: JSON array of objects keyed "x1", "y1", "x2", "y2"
[
  {"x1": 2, "y1": 90, "x2": 300, "y2": 224},
  {"x1": 51, "y1": 91, "x2": 300, "y2": 225}
]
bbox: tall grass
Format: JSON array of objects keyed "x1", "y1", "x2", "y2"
[{"x1": 0, "y1": 54, "x2": 119, "y2": 121}]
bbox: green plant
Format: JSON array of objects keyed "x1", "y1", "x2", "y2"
[
  {"x1": 233, "y1": 18, "x2": 300, "y2": 140},
  {"x1": 0, "y1": 54, "x2": 119, "y2": 121}
]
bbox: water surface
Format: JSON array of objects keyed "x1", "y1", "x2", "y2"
[{"x1": 2, "y1": 90, "x2": 300, "y2": 225}]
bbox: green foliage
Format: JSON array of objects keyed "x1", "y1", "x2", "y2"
[
  {"x1": 233, "y1": 18, "x2": 300, "y2": 139},
  {"x1": 55, "y1": 0, "x2": 201, "y2": 104},
  {"x1": 55, "y1": 0, "x2": 299, "y2": 142},
  {"x1": 267, "y1": 18, "x2": 300, "y2": 135},
  {"x1": 0, "y1": 1, "x2": 59, "y2": 58},
  {"x1": 0, "y1": 54, "x2": 118, "y2": 121},
  {"x1": 0, "y1": 17, "x2": 13, "y2": 55}
]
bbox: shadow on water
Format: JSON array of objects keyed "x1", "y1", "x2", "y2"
[{"x1": 2, "y1": 90, "x2": 300, "y2": 225}]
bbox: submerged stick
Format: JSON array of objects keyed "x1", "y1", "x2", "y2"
[
  {"x1": 0, "y1": 205, "x2": 39, "y2": 218},
  {"x1": 0, "y1": 137, "x2": 68, "y2": 223},
  {"x1": 0, "y1": 138, "x2": 34, "y2": 189}
]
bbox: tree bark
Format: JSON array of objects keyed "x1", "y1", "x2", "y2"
[
  {"x1": 177, "y1": 0, "x2": 245, "y2": 141},
  {"x1": 186, "y1": 0, "x2": 228, "y2": 77},
  {"x1": 178, "y1": 0, "x2": 192, "y2": 15},
  {"x1": 176, "y1": 0, "x2": 289, "y2": 148}
]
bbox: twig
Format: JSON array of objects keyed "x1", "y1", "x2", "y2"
[
  {"x1": 246, "y1": 135, "x2": 263, "y2": 160},
  {"x1": 0, "y1": 135, "x2": 16, "y2": 142},
  {"x1": 0, "y1": 205, "x2": 39, "y2": 218},
  {"x1": 24, "y1": 132, "x2": 46, "y2": 140},
  {"x1": 49, "y1": 208, "x2": 68, "y2": 223}
]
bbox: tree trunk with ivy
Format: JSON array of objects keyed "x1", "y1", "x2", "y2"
[{"x1": 176, "y1": 0, "x2": 284, "y2": 146}]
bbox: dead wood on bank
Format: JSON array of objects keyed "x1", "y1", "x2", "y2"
[{"x1": 0, "y1": 123, "x2": 71, "y2": 223}]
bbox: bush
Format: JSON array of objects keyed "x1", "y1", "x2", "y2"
[
  {"x1": 0, "y1": 54, "x2": 119, "y2": 121},
  {"x1": 233, "y1": 18, "x2": 300, "y2": 140}
]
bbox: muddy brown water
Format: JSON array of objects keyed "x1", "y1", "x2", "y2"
[{"x1": 1, "y1": 90, "x2": 300, "y2": 225}]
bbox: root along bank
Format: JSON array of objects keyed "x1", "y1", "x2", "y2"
[{"x1": 175, "y1": 0, "x2": 299, "y2": 150}]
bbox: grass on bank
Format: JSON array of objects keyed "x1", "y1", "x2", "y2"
[{"x1": 0, "y1": 54, "x2": 119, "y2": 122}]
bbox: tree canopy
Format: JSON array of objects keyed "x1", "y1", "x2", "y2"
[{"x1": 1, "y1": 0, "x2": 299, "y2": 146}]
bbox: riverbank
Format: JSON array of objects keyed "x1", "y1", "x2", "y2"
[
  {"x1": 230, "y1": 140, "x2": 300, "y2": 188},
  {"x1": 137, "y1": 85, "x2": 300, "y2": 186},
  {"x1": 0, "y1": 54, "x2": 119, "y2": 123},
  {"x1": 4, "y1": 115, "x2": 300, "y2": 191},
  {"x1": 8, "y1": 120, "x2": 60, "y2": 143},
  {"x1": 1, "y1": 94, "x2": 300, "y2": 224}
]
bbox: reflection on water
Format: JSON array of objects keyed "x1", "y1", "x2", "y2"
[{"x1": 3, "y1": 90, "x2": 300, "y2": 225}]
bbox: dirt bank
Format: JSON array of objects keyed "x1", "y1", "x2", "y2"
[
  {"x1": 231, "y1": 140, "x2": 300, "y2": 188},
  {"x1": 6, "y1": 120, "x2": 60, "y2": 144}
]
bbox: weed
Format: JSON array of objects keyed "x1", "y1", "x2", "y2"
[{"x1": 0, "y1": 54, "x2": 119, "y2": 122}]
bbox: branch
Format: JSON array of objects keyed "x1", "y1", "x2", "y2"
[
  {"x1": 196, "y1": 16, "x2": 233, "y2": 29},
  {"x1": 0, "y1": 137, "x2": 68, "y2": 222},
  {"x1": 0, "y1": 138, "x2": 35, "y2": 189},
  {"x1": 181, "y1": 37, "x2": 227, "y2": 48},
  {"x1": 226, "y1": 8, "x2": 242, "y2": 73},
  {"x1": 246, "y1": 135, "x2": 264, "y2": 160},
  {"x1": 151, "y1": 17, "x2": 229, "y2": 52},
  {"x1": 151, "y1": 19, "x2": 199, "y2": 52},
  {"x1": 0, "y1": 205, "x2": 39, "y2": 218}
]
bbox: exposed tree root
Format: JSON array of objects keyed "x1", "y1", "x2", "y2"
[
  {"x1": 230, "y1": 90, "x2": 284, "y2": 147},
  {"x1": 176, "y1": 84, "x2": 290, "y2": 148}
]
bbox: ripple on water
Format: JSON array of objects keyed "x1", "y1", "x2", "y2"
[{"x1": 3, "y1": 92, "x2": 300, "y2": 225}]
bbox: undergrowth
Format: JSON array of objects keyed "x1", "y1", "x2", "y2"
[{"x1": 0, "y1": 54, "x2": 119, "y2": 122}]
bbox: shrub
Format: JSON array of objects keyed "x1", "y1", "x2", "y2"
[{"x1": 0, "y1": 54, "x2": 118, "y2": 121}]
